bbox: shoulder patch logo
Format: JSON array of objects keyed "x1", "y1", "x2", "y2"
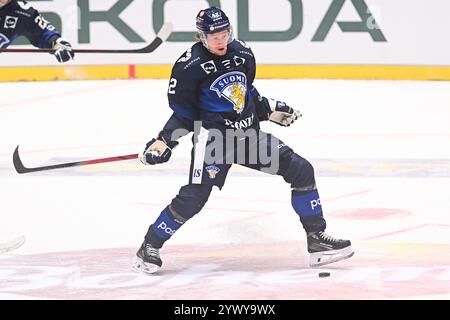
[
  {"x1": 233, "y1": 56, "x2": 245, "y2": 66},
  {"x1": 210, "y1": 72, "x2": 247, "y2": 114},
  {"x1": 4, "y1": 16, "x2": 18, "y2": 29},
  {"x1": 201, "y1": 60, "x2": 217, "y2": 74}
]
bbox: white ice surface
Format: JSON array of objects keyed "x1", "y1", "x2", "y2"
[{"x1": 0, "y1": 79, "x2": 449, "y2": 299}]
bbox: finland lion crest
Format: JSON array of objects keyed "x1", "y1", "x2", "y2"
[
  {"x1": 205, "y1": 165, "x2": 220, "y2": 179},
  {"x1": 210, "y1": 72, "x2": 247, "y2": 114}
]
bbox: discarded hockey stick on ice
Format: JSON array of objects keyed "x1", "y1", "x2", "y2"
[
  {"x1": 0, "y1": 235, "x2": 25, "y2": 254},
  {"x1": 13, "y1": 146, "x2": 138, "y2": 174},
  {"x1": 0, "y1": 22, "x2": 172, "y2": 54}
]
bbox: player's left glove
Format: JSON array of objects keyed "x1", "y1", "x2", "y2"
[
  {"x1": 52, "y1": 37, "x2": 74, "y2": 63},
  {"x1": 267, "y1": 98, "x2": 302, "y2": 127}
]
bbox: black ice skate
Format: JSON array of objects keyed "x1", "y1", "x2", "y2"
[
  {"x1": 132, "y1": 241, "x2": 162, "y2": 274},
  {"x1": 307, "y1": 231, "x2": 354, "y2": 267}
]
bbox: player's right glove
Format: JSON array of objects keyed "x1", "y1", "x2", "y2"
[
  {"x1": 51, "y1": 37, "x2": 75, "y2": 63},
  {"x1": 139, "y1": 137, "x2": 179, "y2": 165},
  {"x1": 267, "y1": 98, "x2": 302, "y2": 127}
]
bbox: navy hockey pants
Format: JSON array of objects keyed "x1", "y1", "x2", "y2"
[{"x1": 145, "y1": 130, "x2": 326, "y2": 248}]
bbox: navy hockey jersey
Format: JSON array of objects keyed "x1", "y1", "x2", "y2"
[
  {"x1": 167, "y1": 39, "x2": 269, "y2": 131},
  {"x1": 0, "y1": 0, "x2": 60, "y2": 48}
]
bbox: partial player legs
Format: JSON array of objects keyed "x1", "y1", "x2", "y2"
[
  {"x1": 278, "y1": 151, "x2": 326, "y2": 232},
  {"x1": 144, "y1": 184, "x2": 213, "y2": 249},
  {"x1": 278, "y1": 150, "x2": 354, "y2": 266},
  {"x1": 240, "y1": 131, "x2": 353, "y2": 267},
  {"x1": 133, "y1": 184, "x2": 213, "y2": 274}
]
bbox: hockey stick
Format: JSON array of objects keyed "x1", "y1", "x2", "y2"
[
  {"x1": 0, "y1": 22, "x2": 172, "y2": 54},
  {"x1": 13, "y1": 146, "x2": 138, "y2": 174},
  {"x1": 0, "y1": 235, "x2": 25, "y2": 254}
]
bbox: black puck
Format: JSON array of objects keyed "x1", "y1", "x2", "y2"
[{"x1": 319, "y1": 272, "x2": 330, "y2": 278}]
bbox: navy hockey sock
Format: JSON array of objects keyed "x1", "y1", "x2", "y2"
[
  {"x1": 291, "y1": 189, "x2": 322, "y2": 217},
  {"x1": 145, "y1": 206, "x2": 184, "y2": 248},
  {"x1": 291, "y1": 189, "x2": 326, "y2": 232}
]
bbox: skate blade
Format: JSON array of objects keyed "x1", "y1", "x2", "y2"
[
  {"x1": 310, "y1": 246, "x2": 354, "y2": 267},
  {"x1": 132, "y1": 257, "x2": 160, "y2": 275}
]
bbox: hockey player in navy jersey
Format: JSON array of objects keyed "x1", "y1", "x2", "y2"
[
  {"x1": 0, "y1": 0, "x2": 74, "y2": 63},
  {"x1": 134, "y1": 7, "x2": 353, "y2": 274}
]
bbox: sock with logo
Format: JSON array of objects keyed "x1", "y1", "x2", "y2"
[
  {"x1": 145, "y1": 206, "x2": 185, "y2": 248},
  {"x1": 291, "y1": 189, "x2": 326, "y2": 233},
  {"x1": 277, "y1": 151, "x2": 327, "y2": 233}
]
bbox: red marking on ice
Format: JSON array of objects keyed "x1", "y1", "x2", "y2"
[
  {"x1": 364, "y1": 224, "x2": 427, "y2": 240},
  {"x1": 210, "y1": 189, "x2": 372, "y2": 205},
  {"x1": 329, "y1": 208, "x2": 412, "y2": 220},
  {"x1": 0, "y1": 242, "x2": 449, "y2": 299},
  {"x1": 365, "y1": 223, "x2": 450, "y2": 240}
]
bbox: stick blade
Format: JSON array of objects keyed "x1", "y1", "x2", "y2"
[
  {"x1": 157, "y1": 22, "x2": 173, "y2": 42},
  {"x1": 136, "y1": 22, "x2": 173, "y2": 53},
  {"x1": 13, "y1": 145, "x2": 30, "y2": 174}
]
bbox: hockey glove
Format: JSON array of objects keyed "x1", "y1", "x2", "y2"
[
  {"x1": 139, "y1": 137, "x2": 179, "y2": 165},
  {"x1": 267, "y1": 98, "x2": 302, "y2": 127},
  {"x1": 52, "y1": 37, "x2": 74, "y2": 63}
]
